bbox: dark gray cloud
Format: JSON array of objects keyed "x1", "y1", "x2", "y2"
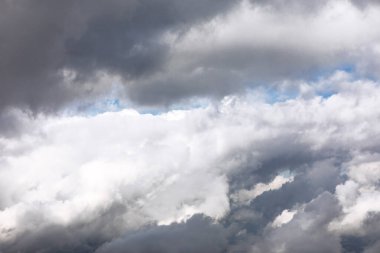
[
  {"x1": 250, "y1": 192, "x2": 343, "y2": 253},
  {"x1": 339, "y1": 213, "x2": 380, "y2": 253},
  {"x1": 0, "y1": 211, "x2": 228, "y2": 253},
  {"x1": 250, "y1": 0, "x2": 330, "y2": 13},
  {"x1": 0, "y1": 0, "x2": 237, "y2": 116},
  {"x1": 0, "y1": 109, "x2": 30, "y2": 138},
  {"x1": 96, "y1": 215, "x2": 228, "y2": 253},
  {"x1": 0, "y1": 203, "x2": 127, "y2": 253},
  {"x1": 1, "y1": 0, "x2": 380, "y2": 120}
]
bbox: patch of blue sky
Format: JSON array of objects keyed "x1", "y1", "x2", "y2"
[
  {"x1": 264, "y1": 87, "x2": 338, "y2": 102},
  {"x1": 137, "y1": 107, "x2": 165, "y2": 116},
  {"x1": 138, "y1": 98, "x2": 211, "y2": 115},
  {"x1": 249, "y1": 86, "x2": 299, "y2": 104},
  {"x1": 334, "y1": 63, "x2": 380, "y2": 82},
  {"x1": 317, "y1": 90, "x2": 337, "y2": 99},
  {"x1": 251, "y1": 64, "x2": 360, "y2": 103},
  {"x1": 279, "y1": 169, "x2": 295, "y2": 180},
  {"x1": 170, "y1": 98, "x2": 210, "y2": 111},
  {"x1": 74, "y1": 63, "x2": 366, "y2": 116},
  {"x1": 80, "y1": 96, "x2": 212, "y2": 117},
  {"x1": 307, "y1": 63, "x2": 356, "y2": 82},
  {"x1": 339, "y1": 64, "x2": 355, "y2": 74},
  {"x1": 76, "y1": 98, "x2": 128, "y2": 117}
]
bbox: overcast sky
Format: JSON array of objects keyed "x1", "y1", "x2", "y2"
[{"x1": 1, "y1": 0, "x2": 380, "y2": 252}]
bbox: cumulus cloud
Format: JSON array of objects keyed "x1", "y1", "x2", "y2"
[
  {"x1": 2, "y1": 0, "x2": 380, "y2": 251},
  {"x1": 0, "y1": 74, "x2": 380, "y2": 251}
]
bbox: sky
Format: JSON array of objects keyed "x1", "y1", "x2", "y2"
[{"x1": 1, "y1": 0, "x2": 380, "y2": 252}]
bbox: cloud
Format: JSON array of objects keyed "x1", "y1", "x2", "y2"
[
  {"x1": 1, "y1": 74, "x2": 380, "y2": 251},
  {"x1": 0, "y1": 0, "x2": 237, "y2": 118},
  {"x1": 95, "y1": 215, "x2": 228, "y2": 253},
  {"x1": 331, "y1": 157, "x2": 380, "y2": 233},
  {"x1": 2, "y1": 0, "x2": 380, "y2": 251},
  {"x1": 250, "y1": 192, "x2": 342, "y2": 253},
  {"x1": 125, "y1": 0, "x2": 380, "y2": 105},
  {"x1": 2, "y1": 0, "x2": 380, "y2": 124},
  {"x1": 231, "y1": 174, "x2": 294, "y2": 205},
  {"x1": 272, "y1": 209, "x2": 297, "y2": 228}
]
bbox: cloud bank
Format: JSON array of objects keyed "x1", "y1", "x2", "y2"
[
  {"x1": 2, "y1": 0, "x2": 380, "y2": 252},
  {"x1": 0, "y1": 73, "x2": 380, "y2": 252},
  {"x1": 1, "y1": 0, "x2": 380, "y2": 113}
]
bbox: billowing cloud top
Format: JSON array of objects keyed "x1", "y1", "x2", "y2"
[{"x1": 1, "y1": 0, "x2": 380, "y2": 252}]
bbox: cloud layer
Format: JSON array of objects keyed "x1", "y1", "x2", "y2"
[
  {"x1": 2, "y1": 0, "x2": 380, "y2": 252},
  {"x1": 1, "y1": 0, "x2": 380, "y2": 115},
  {"x1": 1, "y1": 73, "x2": 380, "y2": 252}
]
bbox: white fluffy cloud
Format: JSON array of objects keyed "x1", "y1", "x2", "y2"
[
  {"x1": 1, "y1": 72, "x2": 380, "y2": 251},
  {"x1": 232, "y1": 174, "x2": 294, "y2": 205},
  {"x1": 331, "y1": 157, "x2": 380, "y2": 233},
  {"x1": 3, "y1": 1, "x2": 380, "y2": 252}
]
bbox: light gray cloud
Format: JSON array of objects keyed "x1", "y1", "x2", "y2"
[{"x1": 122, "y1": 0, "x2": 380, "y2": 105}]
